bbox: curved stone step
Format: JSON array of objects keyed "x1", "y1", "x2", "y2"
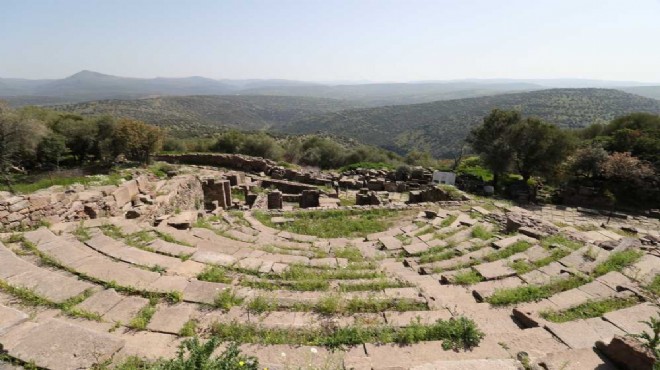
[
  {"x1": 0, "y1": 242, "x2": 95, "y2": 303},
  {"x1": 0, "y1": 318, "x2": 124, "y2": 370}
]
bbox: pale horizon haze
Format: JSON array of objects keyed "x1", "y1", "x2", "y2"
[{"x1": 2, "y1": 0, "x2": 660, "y2": 83}]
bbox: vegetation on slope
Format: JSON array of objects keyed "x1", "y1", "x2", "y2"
[
  {"x1": 52, "y1": 95, "x2": 362, "y2": 136},
  {"x1": 281, "y1": 89, "x2": 660, "y2": 157}
]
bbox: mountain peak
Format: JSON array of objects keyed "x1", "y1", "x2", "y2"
[{"x1": 65, "y1": 70, "x2": 114, "y2": 80}]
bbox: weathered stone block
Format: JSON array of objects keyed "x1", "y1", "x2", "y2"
[{"x1": 9, "y1": 200, "x2": 29, "y2": 212}]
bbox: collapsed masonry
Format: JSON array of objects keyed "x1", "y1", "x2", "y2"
[
  {"x1": 0, "y1": 174, "x2": 203, "y2": 230},
  {"x1": 155, "y1": 153, "x2": 465, "y2": 207},
  {"x1": 0, "y1": 153, "x2": 471, "y2": 230}
]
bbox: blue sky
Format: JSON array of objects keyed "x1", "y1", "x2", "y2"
[{"x1": 2, "y1": 0, "x2": 660, "y2": 82}]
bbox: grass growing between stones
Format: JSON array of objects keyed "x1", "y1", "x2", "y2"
[
  {"x1": 307, "y1": 295, "x2": 427, "y2": 315},
  {"x1": 214, "y1": 289, "x2": 244, "y2": 311},
  {"x1": 452, "y1": 270, "x2": 484, "y2": 286},
  {"x1": 333, "y1": 246, "x2": 363, "y2": 262},
  {"x1": 129, "y1": 298, "x2": 158, "y2": 330},
  {"x1": 179, "y1": 320, "x2": 198, "y2": 337},
  {"x1": 20, "y1": 239, "x2": 181, "y2": 303},
  {"x1": 487, "y1": 276, "x2": 589, "y2": 306},
  {"x1": 73, "y1": 224, "x2": 91, "y2": 242},
  {"x1": 439, "y1": 214, "x2": 458, "y2": 228},
  {"x1": 277, "y1": 264, "x2": 385, "y2": 281},
  {"x1": 508, "y1": 234, "x2": 583, "y2": 274},
  {"x1": 153, "y1": 230, "x2": 192, "y2": 247},
  {"x1": 0, "y1": 281, "x2": 102, "y2": 321},
  {"x1": 484, "y1": 241, "x2": 532, "y2": 262},
  {"x1": 646, "y1": 275, "x2": 660, "y2": 297},
  {"x1": 197, "y1": 266, "x2": 232, "y2": 284},
  {"x1": 101, "y1": 224, "x2": 189, "y2": 253},
  {"x1": 419, "y1": 248, "x2": 457, "y2": 264},
  {"x1": 508, "y1": 248, "x2": 572, "y2": 275},
  {"x1": 240, "y1": 294, "x2": 426, "y2": 315},
  {"x1": 593, "y1": 249, "x2": 644, "y2": 277},
  {"x1": 124, "y1": 231, "x2": 157, "y2": 250},
  {"x1": 246, "y1": 295, "x2": 278, "y2": 314},
  {"x1": 254, "y1": 209, "x2": 412, "y2": 238},
  {"x1": 540, "y1": 296, "x2": 642, "y2": 323},
  {"x1": 240, "y1": 278, "x2": 330, "y2": 292},
  {"x1": 211, "y1": 316, "x2": 484, "y2": 350},
  {"x1": 471, "y1": 225, "x2": 494, "y2": 240},
  {"x1": 338, "y1": 279, "x2": 413, "y2": 292}
]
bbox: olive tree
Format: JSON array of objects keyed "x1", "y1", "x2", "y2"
[{"x1": 466, "y1": 109, "x2": 519, "y2": 188}]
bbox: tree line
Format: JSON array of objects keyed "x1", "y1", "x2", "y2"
[
  {"x1": 161, "y1": 130, "x2": 443, "y2": 170},
  {"x1": 467, "y1": 110, "x2": 659, "y2": 207},
  {"x1": 0, "y1": 104, "x2": 163, "y2": 178}
]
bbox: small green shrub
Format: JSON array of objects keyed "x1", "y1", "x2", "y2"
[
  {"x1": 246, "y1": 295, "x2": 277, "y2": 314},
  {"x1": 471, "y1": 225, "x2": 494, "y2": 240},
  {"x1": 645, "y1": 275, "x2": 660, "y2": 296},
  {"x1": 113, "y1": 338, "x2": 259, "y2": 370},
  {"x1": 452, "y1": 270, "x2": 484, "y2": 285},
  {"x1": 214, "y1": 289, "x2": 244, "y2": 311},
  {"x1": 629, "y1": 314, "x2": 660, "y2": 363},
  {"x1": 129, "y1": 302, "x2": 157, "y2": 330},
  {"x1": 197, "y1": 266, "x2": 232, "y2": 284},
  {"x1": 73, "y1": 224, "x2": 91, "y2": 242},
  {"x1": 179, "y1": 320, "x2": 197, "y2": 337}
]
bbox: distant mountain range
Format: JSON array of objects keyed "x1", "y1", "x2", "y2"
[
  {"x1": 52, "y1": 88, "x2": 660, "y2": 157},
  {"x1": 5, "y1": 71, "x2": 660, "y2": 159},
  {"x1": 2, "y1": 70, "x2": 659, "y2": 107}
]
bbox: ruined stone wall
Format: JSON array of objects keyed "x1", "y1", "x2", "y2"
[
  {"x1": 154, "y1": 153, "x2": 276, "y2": 173},
  {"x1": 259, "y1": 178, "x2": 318, "y2": 194},
  {"x1": 152, "y1": 175, "x2": 204, "y2": 217},
  {"x1": 155, "y1": 153, "x2": 334, "y2": 189},
  {"x1": 0, "y1": 174, "x2": 204, "y2": 230}
]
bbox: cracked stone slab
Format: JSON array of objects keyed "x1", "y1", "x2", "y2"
[
  {"x1": 183, "y1": 280, "x2": 230, "y2": 304},
  {"x1": 0, "y1": 305, "x2": 28, "y2": 336},
  {"x1": 75, "y1": 289, "x2": 124, "y2": 317},
  {"x1": 103, "y1": 296, "x2": 149, "y2": 324},
  {"x1": 147, "y1": 303, "x2": 196, "y2": 334}
]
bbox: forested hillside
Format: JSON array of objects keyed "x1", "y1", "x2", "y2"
[
  {"x1": 281, "y1": 89, "x2": 660, "y2": 157},
  {"x1": 52, "y1": 95, "x2": 361, "y2": 135},
  {"x1": 45, "y1": 88, "x2": 660, "y2": 158}
]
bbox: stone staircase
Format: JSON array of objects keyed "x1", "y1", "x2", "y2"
[{"x1": 0, "y1": 194, "x2": 658, "y2": 369}]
